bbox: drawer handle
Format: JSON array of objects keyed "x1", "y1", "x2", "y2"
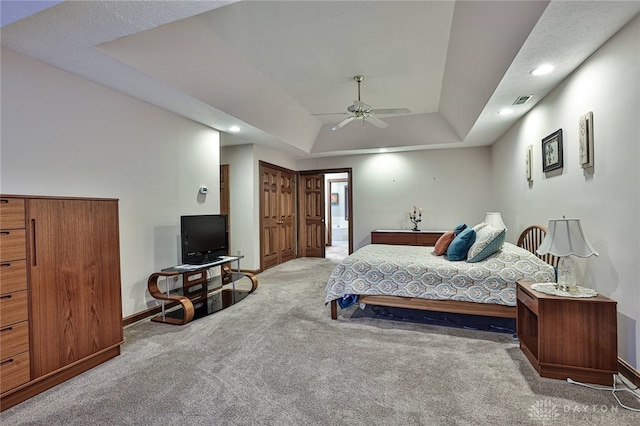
[
  {"x1": 0, "y1": 231, "x2": 10, "y2": 236},
  {"x1": 31, "y1": 219, "x2": 37, "y2": 267},
  {"x1": 0, "y1": 326, "x2": 13, "y2": 333},
  {"x1": 0, "y1": 294, "x2": 12, "y2": 300},
  {"x1": 0, "y1": 358, "x2": 14, "y2": 366},
  {"x1": 0, "y1": 199, "x2": 8, "y2": 204},
  {"x1": 0, "y1": 263, "x2": 10, "y2": 268}
]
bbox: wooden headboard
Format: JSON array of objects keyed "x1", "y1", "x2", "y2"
[{"x1": 517, "y1": 225, "x2": 559, "y2": 268}]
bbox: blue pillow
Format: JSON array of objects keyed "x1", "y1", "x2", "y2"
[
  {"x1": 453, "y1": 223, "x2": 468, "y2": 236},
  {"x1": 447, "y1": 227, "x2": 476, "y2": 261}
]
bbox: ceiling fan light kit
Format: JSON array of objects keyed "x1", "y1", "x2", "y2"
[{"x1": 314, "y1": 75, "x2": 411, "y2": 131}]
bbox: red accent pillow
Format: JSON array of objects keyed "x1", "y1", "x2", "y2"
[{"x1": 433, "y1": 231, "x2": 456, "y2": 255}]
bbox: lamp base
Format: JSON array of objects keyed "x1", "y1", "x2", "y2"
[{"x1": 557, "y1": 256, "x2": 578, "y2": 293}]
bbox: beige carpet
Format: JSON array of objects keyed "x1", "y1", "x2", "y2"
[{"x1": 1, "y1": 257, "x2": 638, "y2": 425}]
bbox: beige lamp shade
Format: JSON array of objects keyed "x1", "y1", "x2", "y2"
[
  {"x1": 537, "y1": 218, "x2": 598, "y2": 258},
  {"x1": 484, "y1": 212, "x2": 507, "y2": 230}
]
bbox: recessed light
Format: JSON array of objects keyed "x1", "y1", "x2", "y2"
[
  {"x1": 229, "y1": 125, "x2": 240, "y2": 132},
  {"x1": 531, "y1": 64, "x2": 554, "y2": 76},
  {"x1": 499, "y1": 108, "x2": 514, "y2": 116}
]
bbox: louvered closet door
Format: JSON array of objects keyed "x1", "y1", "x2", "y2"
[{"x1": 28, "y1": 198, "x2": 123, "y2": 377}]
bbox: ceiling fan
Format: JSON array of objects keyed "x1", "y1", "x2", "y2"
[{"x1": 313, "y1": 75, "x2": 411, "y2": 130}]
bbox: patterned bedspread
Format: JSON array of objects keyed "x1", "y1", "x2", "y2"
[{"x1": 325, "y1": 243, "x2": 555, "y2": 307}]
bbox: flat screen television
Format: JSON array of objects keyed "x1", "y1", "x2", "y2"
[{"x1": 180, "y1": 214, "x2": 229, "y2": 265}]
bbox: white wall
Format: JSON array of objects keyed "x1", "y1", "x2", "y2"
[
  {"x1": 298, "y1": 147, "x2": 494, "y2": 248},
  {"x1": 1, "y1": 48, "x2": 221, "y2": 317},
  {"x1": 220, "y1": 144, "x2": 255, "y2": 268},
  {"x1": 491, "y1": 15, "x2": 640, "y2": 368},
  {"x1": 221, "y1": 142, "x2": 298, "y2": 271}
]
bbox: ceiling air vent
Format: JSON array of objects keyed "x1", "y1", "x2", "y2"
[{"x1": 513, "y1": 95, "x2": 533, "y2": 105}]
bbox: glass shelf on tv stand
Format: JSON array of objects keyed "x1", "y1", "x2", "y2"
[
  {"x1": 164, "y1": 255, "x2": 243, "y2": 273},
  {"x1": 148, "y1": 255, "x2": 257, "y2": 325}
]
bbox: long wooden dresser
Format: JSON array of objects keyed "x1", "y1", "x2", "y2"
[
  {"x1": 0, "y1": 195, "x2": 123, "y2": 411},
  {"x1": 371, "y1": 230, "x2": 445, "y2": 246}
]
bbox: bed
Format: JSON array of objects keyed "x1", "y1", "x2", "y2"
[{"x1": 326, "y1": 225, "x2": 556, "y2": 320}]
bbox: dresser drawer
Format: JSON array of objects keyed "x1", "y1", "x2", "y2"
[
  {"x1": 0, "y1": 291, "x2": 28, "y2": 327},
  {"x1": 0, "y1": 260, "x2": 27, "y2": 294},
  {"x1": 0, "y1": 321, "x2": 29, "y2": 360},
  {"x1": 0, "y1": 197, "x2": 26, "y2": 230},
  {"x1": 415, "y1": 232, "x2": 443, "y2": 246},
  {"x1": 0, "y1": 229, "x2": 26, "y2": 262},
  {"x1": 371, "y1": 232, "x2": 416, "y2": 245},
  {"x1": 0, "y1": 351, "x2": 30, "y2": 393}
]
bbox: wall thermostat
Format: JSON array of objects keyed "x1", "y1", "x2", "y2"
[{"x1": 199, "y1": 185, "x2": 209, "y2": 194}]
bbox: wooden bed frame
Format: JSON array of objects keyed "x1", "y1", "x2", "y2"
[{"x1": 329, "y1": 226, "x2": 555, "y2": 320}]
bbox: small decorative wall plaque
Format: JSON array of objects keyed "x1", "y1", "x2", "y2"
[{"x1": 526, "y1": 145, "x2": 533, "y2": 181}]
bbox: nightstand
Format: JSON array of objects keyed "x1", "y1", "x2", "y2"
[{"x1": 516, "y1": 281, "x2": 618, "y2": 385}]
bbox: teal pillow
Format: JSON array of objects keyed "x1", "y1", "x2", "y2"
[
  {"x1": 467, "y1": 228, "x2": 506, "y2": 263},
  {"x1": 447, "y1": 227, "x2": 476, "y2": 261},
  {"x1": 453, "y1": 223, "x2": 468, "y2": 236}
]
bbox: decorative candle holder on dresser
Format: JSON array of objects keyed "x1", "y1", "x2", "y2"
[{"x1": 409, "y1": 205, "x2": 422, "y2": 231}]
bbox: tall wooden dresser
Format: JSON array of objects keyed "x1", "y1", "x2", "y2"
[{"x1": 0, "y1": 195, "x2": 123, "y2": 411}]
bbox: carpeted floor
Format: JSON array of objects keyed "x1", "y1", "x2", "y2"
[{"x1": 1, "y1": 257, "x2": 638, "y2": 425}]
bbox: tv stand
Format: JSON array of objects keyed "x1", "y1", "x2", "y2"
[{"x1": 147, "y1": 256, "x2": 258, "y2": 325}]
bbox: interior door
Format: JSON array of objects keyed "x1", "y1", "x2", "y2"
[
  {"x1": 278, "y1": 169, "x2": 295, "y2": 263},
  {"x1": 220, "y1": 164, "x2": 230, "y2": 220},
  {"x1": 260, "y1": 162, "x2": 296, "y2": 270},
  {"x1": 261, "y1": 165, "x2": 280, "y2": 270},
  {"x1": 298, "y1": 173, "x2": 325, "y2": 257}
]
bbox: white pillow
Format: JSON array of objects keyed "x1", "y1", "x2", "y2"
[
  {"x1": 473, "y1": 222, "x2": 488, "y2": 232},
  {"x1": 467, "y1": 224, "x2": 505, "y2": 262}
]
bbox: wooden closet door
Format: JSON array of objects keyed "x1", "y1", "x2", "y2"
[
  {"x1": 28, "y1": 198, "x2": 122, "y2": 377},
  {"x1": 260, "y1": 163, "x2": 296, "y2": 270},
  {"x1": 278, "y1": 169, "x2": 295, "y2": 263},
  {"x1": 261, "y1": 165, "x2": 280, "y2": 270}
]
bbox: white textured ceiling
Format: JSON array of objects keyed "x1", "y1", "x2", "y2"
[{"x1": 2, "y1": 1, "x2": 639, "y2": 158}]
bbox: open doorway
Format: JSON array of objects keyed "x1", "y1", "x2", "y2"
[
  {"x1": 297, "y1": 168, "x2": 352, "y2": 262},
  {"x1": 326, "y1": 173, "x2": 349, "y2": 261}
]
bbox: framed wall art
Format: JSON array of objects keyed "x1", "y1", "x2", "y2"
[
  {"x1": 526, "y1": 145, "x2": 533, "y2": 181},
  {"x1": 579, "y1": 111, "x2": 594, "y2": 168},
  {"x1": 331, "y1": 192, "x2": 339, "y2": 205},
  {"x1": 542, "y1": 129, "x2": 563, "y2": 173}
]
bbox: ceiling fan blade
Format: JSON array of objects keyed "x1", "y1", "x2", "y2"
[
  {"x1": 371, "y1": 108, "x2": 411, "y2": 115},
  {"x1": 365, "y1": 115, "x2": 388, "y2": 128},
  {"x1": 311, "y1": 112, "x2": 350, "y2": 116},
  {"x1": 332, "y1": 116, "x2": 355, "y2": 130}
]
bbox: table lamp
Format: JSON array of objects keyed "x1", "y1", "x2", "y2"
[
  {"x1": 536, "y1": 218, "x2": 598, "y2": 293},
  {"x1": 484, "y1": 212, "x2": 507, "y2": 230}
]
